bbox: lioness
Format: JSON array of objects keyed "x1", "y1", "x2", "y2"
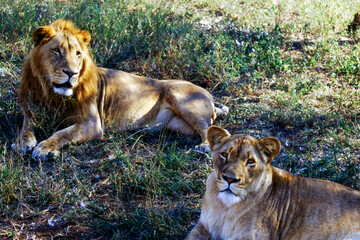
[
  {"x1": 186, "y1": 126, "x2": 360, "y2": 240},
  {"x1": 12, "y1": 19, "x2": 228, "y2": 159}
]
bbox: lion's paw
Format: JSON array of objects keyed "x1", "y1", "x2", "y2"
[
  {"x1": 12, "y1": 133, "x2": 38, "y2": 155},
  {"x1": 31, "y1": 140, "x2": 59, "y2": 160},
  {"x1": 194, "y1": 143, "x2": 211, "y2": 153}
]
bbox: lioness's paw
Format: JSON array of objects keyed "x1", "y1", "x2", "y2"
[
  {"x1": 12, "y1": 133, "x2": 38, "y2": 155},
  {"x1": 31, "y1": 140, "x2": 59, "y2": 160},
  {"x1": 194, "y1": 143, "x2": 211, "y2": 153}
]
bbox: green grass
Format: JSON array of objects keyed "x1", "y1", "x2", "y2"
[{"x1": 1, "y1": 0, "x2": 360, "y2": 239}]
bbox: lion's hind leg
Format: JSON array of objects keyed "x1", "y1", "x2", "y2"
[
  {"x1": 165, "y1": 115, "x2": 211, "y2": 152},
  {"x1": 166, "y1": 103, "x2": 214, "y2": 152},
  {"x1": 165, "y1": 116, "x2": 196, "y2": 135},
  {"x1": 162, "y1": 81, "x2": 219, "y2": 152}
]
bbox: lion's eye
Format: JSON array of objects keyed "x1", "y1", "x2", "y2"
[
  {"x1": 220, "y1": 152, "x2": 228, "y2": 160},
  {"x1": 247, "y1": 158, "x2": 256, "y2": 166},
  {"x1": 76, "y1": 51, "x2": 81, "y2": 56},
  {"x1": 52, "y1": 48, "x2": 61, "y2": 56}
]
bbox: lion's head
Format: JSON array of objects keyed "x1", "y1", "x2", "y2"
[
  {"x1": 207, "y1": 126, "x2": 281, "y2": 206},
  {"x1": 21, "y1": 19, "x2": 98, "y2": 105}
]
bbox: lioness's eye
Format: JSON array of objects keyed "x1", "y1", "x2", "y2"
[
  {"x1": 52, "y1": 48, "x2": 61, "y2": 55},
  {"x1": 220, "y1": 152, "x2": 228, "y2": 160},
  {"x1": 76, "y1": 51, "x2": 81, "y2": 56},
  {"x1": 247, "y1": 158, "x2": 256, "y2": 166}
]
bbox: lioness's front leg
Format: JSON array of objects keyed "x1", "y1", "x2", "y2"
[
  {"x1": 32, "y1": 107, "x2": 103, "y2": 160},
  {"x1": 12, "y1": 114, "x2": 37, "y2": 154},
  {"x1": 185, "y1": 221, "x2": 210, "y2": 240}
]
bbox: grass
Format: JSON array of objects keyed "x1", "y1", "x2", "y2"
[{"x1": 1, "y1": 0, "x2": 360, "y2": 239}]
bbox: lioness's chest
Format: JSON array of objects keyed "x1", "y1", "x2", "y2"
[{"x1": 205, "y1": 204, "x2": 271, "y2": 240}]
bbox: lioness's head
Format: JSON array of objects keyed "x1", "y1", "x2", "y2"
[
  {"x1": 207, "y1": 126, "x2": 281, "y2": 206},
  {"x1": 31, "y1": 19, "x2": 92, "y2": 97}
]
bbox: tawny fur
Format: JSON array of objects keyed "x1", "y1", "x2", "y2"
[
  {"x1": 186, "y1": 126, "x2": 360, "y2": 240},
  {"x1": 12, "y1": 19, "x2": 228, "y2": 159}
]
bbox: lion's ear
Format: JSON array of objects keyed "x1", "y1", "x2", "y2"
[
  {"x1": 207, "y1": 126, "x2": 231, "y2": 151},
  {"x1": 258, "y1": 137, "x2": 281, "y2": 163},
  {"x1": 33, "y1": 26, "x2": 56, "y2": 47},
  {"x1": 78, "y1": 30, "x2": 91, "y2": 46}
]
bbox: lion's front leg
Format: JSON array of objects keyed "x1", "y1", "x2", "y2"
[
  {"x1": 32, "y1": 115, "x2": 103, "y2": 160},
  {"x1": 12, "y1": 115, "x2": 37, "y2": 154}
]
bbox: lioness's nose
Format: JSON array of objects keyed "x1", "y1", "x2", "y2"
[
  {"x1": 223, "y1": 175, "x2": 240, "y2": 184},
  {"x1": 63, "y1": 70, "x2": 78, "y2": 78}
]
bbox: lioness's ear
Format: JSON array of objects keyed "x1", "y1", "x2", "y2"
[
  {"x1": 258, "y1": 137, "x2": 281, "y2": 163},
  {"x1": 207, "y1": 126, "x2": 231, "y2": 151},
  {"x1": 78, "y1": 30, "x2": 91, "y2": 46},
  {"x1": 33, "y1": 26, "x2": 56, "y2": 47}
]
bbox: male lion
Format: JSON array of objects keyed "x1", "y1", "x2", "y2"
[
  {"x1": 12, "y1": 19, "x2": 228, "y2": 159},
  {"x1": 186, "y1": 126, "x2": 360, "y2": 240}
]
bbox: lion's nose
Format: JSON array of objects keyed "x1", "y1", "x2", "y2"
[
  {"x1": 63, "y1": 70, "x2": 78, "y2": 78},
  {"x1": 223, "y1": 175, "x2": 240, "y2": 184}
]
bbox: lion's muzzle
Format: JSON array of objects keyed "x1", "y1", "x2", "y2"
[
  {"x1": 53, "y1": 78, "x2": 75, "y2": 96},
  {"x1": 52, "y1": 69, "x2": 79, "y2": 96},
  {"x1": 62, "y1": 69, "x2": 78, "y2": 79},
  {"x1": 53, "y1": 81, "x2": 72, "y2": 89}
]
